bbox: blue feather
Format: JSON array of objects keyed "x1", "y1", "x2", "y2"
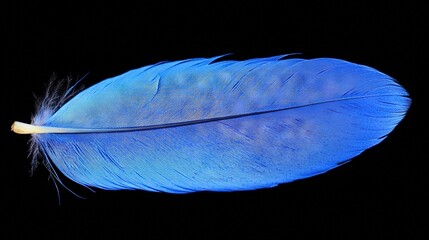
[{"x1": 12, "y1": 55, "x2": 410, "y2": 193}]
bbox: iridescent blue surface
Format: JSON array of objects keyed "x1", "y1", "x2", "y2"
[{"x1": 34, "y1": 56, "x2": 410, "y2": 192}]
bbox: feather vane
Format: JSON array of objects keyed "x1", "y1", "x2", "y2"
[{"x1": 12, "y1": 55, "x2": 410, "y2": 193}]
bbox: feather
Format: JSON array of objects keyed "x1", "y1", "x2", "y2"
[{"x1": 12, "y1": 55, "x2": 410, "y2": 193}]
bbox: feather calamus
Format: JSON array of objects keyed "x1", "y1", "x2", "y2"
[{"x1": 12, "y1": 55, "x2": 410, "y2": 193}]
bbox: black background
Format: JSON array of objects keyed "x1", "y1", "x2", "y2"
[{"x1": 1, "y1": 1, "x2": 426, "y2": 239}]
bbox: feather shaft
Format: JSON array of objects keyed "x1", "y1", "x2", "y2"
[{"x1": 13, "y1": 94, "x2": 402, "y2": 134}]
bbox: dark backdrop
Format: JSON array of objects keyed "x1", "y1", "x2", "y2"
[{"x1": 1, "y1": 1, "x2": 425, "y2": 239}]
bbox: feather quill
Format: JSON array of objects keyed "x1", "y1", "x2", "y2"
[{"x1": 12, "y1": 55, "x2": 410, "y2": 193}]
